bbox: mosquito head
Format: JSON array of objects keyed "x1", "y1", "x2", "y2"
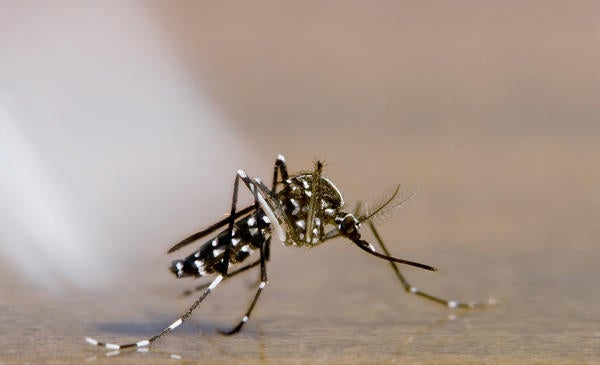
[{"x1": 335, "y1": 213, "x2": 361, "y2": 240}]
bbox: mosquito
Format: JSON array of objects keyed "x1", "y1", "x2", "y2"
[{"x1": 86, "y1": 154, "x2": 491, "y2": 351}]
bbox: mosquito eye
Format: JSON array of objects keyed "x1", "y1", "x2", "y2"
[{"x1": 339, "y1": 214, "x2": 357, "y2": 235}]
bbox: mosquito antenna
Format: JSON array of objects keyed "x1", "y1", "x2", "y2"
[
  {"x1": 358, "y1": 184, "x2": 400, "y2": 223},
  {"x1": 352, "y1": 238, "x2": 437, "y2": 271},
  {"x1": 358, "y1": 185, "x2": 418, "y2": 224}
]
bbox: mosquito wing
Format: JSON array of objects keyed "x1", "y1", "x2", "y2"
[{"x1": 168, "y1": 205, "x2": 255, "y2": 253}]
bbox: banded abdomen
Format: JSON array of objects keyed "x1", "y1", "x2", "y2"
[{"x1": 170, "y1": 214, "x2": 272, "y2": 278}]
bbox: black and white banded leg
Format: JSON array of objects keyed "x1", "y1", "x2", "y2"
[
  {"x1": 368, "y1": 221, "x2": 495, "y2": 308},
  {"x1": 219, "y1": 238, "x2": 269, "y2": 335},
  {"x1": 216, "y1": 170, "x2": 246, "y2": 277},
  {"x1": 218, "y1": 170, "x2": 271, "y2": 335},
  {"x1": 85, "y1": 274, "x2": 224, "y2": 350}
]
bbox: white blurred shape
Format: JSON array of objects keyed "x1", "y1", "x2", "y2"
[
  {"x1": 0, "y1": 105, "x2": 98, "y2": 288},
  {"x1": 0, "y1": 3, "x2": 251, "y2": 291}
]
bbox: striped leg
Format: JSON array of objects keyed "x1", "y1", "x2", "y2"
[
  {"x1": 368, "y1": 221, "x2": 495, "y2": 308},
  {"x1": 219, "y1": 237, "x2": 269, "y2": 335},
  {"x1": 85, "y1": 274, "x2": 224, "y2": 350},
  {"x1": 219, "y1": 171, "x2": 270, "y2": 335}
]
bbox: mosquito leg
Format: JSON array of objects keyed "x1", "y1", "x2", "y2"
[
  {"x1": 85, "y1": 274, "x2": 224, "y2": 350},
  {"x1": 219, "y1": 167, "x2": 265, "y2": 277},
  {"x1": 179, "y1": 259, "x2": 261, "y2": 297},
  {"x1": 219, "y1": 176, "x2": 270, "y2": 335},
  {"x1": 219, "y1": 161, "x2": 282, "y2": 276},
  {"x1": 261, "y1": 153, "x2": 287, "y2": 260},
  {"x1": 264, "y1": 233, "x2": 271, "y2": 261},
  {"x1": 368, "y1": 221, "x2": 492, "y2": 309},
  {"x1": 211, "y1": 173, "x2": 242, "y2": 276},
  {"x1": 272, "y1": 154, "x2": 289, "y2": 193},
  {"x1": 219, "y1": 238, "x2": 269, "y2": 335}
]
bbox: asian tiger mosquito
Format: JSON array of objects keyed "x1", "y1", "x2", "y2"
[{"x1": 86, "y1": 154, "x2": 492, "y2": 351}]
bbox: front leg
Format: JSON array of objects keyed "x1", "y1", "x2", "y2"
[{"x1": 220, "y1": 171, "x2": 270, "y2": 335}]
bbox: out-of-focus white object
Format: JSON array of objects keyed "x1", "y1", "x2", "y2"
[{"x1": 0, "y1": 3, "x2": 251, "y2": 291}]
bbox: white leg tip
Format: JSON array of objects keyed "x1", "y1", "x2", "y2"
[
  {"x1": 136, "y1": 340, "x2": 150, "y2": 347},
  {"x1": 106, "y1": 343, "x2": 120, "y2": 350}
]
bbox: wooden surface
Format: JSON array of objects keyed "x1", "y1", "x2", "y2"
[{"x1": 1, "y1": 229, "x2": 599, "y2": 364}]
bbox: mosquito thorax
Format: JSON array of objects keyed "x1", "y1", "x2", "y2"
[{"x1": 278, "y1": 174, "x2": 345, "y2": 247}]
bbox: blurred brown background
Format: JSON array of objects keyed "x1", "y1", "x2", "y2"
[{"x1": 1, "y1": 1, "x2": 599, "y2": 363}]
